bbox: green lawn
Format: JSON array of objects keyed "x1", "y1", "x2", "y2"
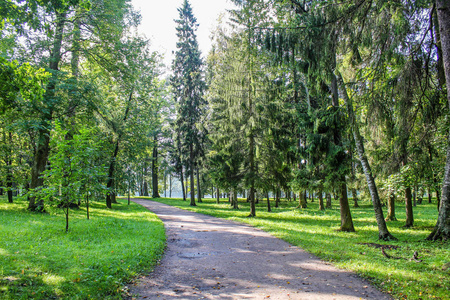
[
  {"x1": 145, "y1": 196, "x2": 449, "y2": 300},
  {"x1": 0, "y1": 197, "x2": 165, "y2": 300}
]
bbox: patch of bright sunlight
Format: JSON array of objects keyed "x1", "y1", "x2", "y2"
[
  {"x1": 43, "y1": 274, "x2": 65, "y2": 285},
  {"x1": 0, "y1": 248, "x2": 9, "y2": 256}
]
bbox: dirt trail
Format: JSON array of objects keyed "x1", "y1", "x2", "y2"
[{"x1": 129, "y1": 199, "x2": 392, "y2": 300}]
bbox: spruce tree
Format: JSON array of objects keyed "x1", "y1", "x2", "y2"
[{"x1": 171, "y1": 0, "x2": 205, "y2": 206}]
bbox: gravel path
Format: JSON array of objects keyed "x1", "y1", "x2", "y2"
[{"x1": 129, "y1": 199, "x2": 392, "y2": 300}]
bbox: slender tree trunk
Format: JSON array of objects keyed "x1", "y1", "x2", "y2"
[
  {"x1": 106, "y1": 140, "x2": 119, "y2": 209},
  {"x1": 189, "y1": 145, "x2": 196, "y2": 206},
  {"x1": 248, "y1": 133, "x2": 256, "y2": 217},
  {"x1": 152, "y1": 135, "x2": 160, "y2": 198},
  {"x1": 106, "y1": 91, "x2": 133, "y2": 208},
  {"x1": 405, "y1": 184, "x2": 414, "y2": 227},
  {"x1": 267, "y1": 192, "x2": 271, "y2": 212},
  {"x1": 128, "y1": 183, "x2": 131, "y2": 206},
  {"x1": 216, "y1": 187, "x2": 220, "y2": 204},
  {"x1": 318, "y1": 190, "x2": 324, "y2": 211},
  {"x1": 275, "y1": 188, "x2": 280, "y2": 208},
  {"x1": 337, "y1": 71, "x2": 395, "y2": 240},
  {"x1": 185, "y1": 175, "x2": 189, "y2": 200},
  {"x1": 180, "y1": 166, "x2": 186, "y2": 201},
  {"x1": 169, "y1": 173, "x2": 172, "y2": 198},
  {"x1": 164, "y1": 171, "x2": 167, "y2": 197},
  {"x1": 65, "y1": 207, "x2": 69, "y2": 233},
  {"x1": 143, "y1": 181, "x2": 149, "y2": 197},
  {"x1": 86, "y1": 193, "x2": 90, "y2": 220},
  {"x1": 197, "y1": 167, "x2": 202, "y2": 203},
  {"x1": 6, "y1": 132, "x2": 13, "y2": 203}
]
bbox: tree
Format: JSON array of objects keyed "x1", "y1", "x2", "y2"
[
  {"x1": 171, "y1": 0, "x2": 206, "y2": 207},
  {"x1": 428, "y1": 0, "x2": 450, "y2": 240},
  {"x1": 42, "y1": 121, "x2": 105, "y2": 232}
]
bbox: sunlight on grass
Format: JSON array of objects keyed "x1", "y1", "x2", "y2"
[
  {"x1": 0, "y1": 197, "x2": 165, "y2": 300},
  {"x1": 149, "y1": 196, "x2": 449, "y2": 300},
  {"x1": 42, "y1": 274, "x2": 65, "y2": 285}
]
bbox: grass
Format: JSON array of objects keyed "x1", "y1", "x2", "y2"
[
  {"x1": 0, "y1": 197, "x2": 165, "y2": 300},
  {"x1": 144, "y1": 196, "x2": 449, "y2": 300}
]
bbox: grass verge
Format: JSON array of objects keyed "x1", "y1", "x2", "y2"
[
  {"x1": 144, "y1": 196, "x2": 449, "y2": 300},
  {"x1": 0, "y1": 197, "x2": 165, "y2": 300}
]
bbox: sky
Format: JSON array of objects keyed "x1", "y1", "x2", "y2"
[{"x1": 131, "y1": 0, "x2": 236, "y2": 69}]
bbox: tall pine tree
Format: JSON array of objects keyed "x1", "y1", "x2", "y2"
[{"x1": 171, "y1": 0, "x2": 205, "y2": 206}]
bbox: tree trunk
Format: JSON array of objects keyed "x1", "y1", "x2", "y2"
[
  {"x1": 169, "y1": 173, "x2": 172, "y2": 198},
  {"x1": 152, "y1": 136, "x2": 160, "y2": 198},
  {"x1": 143, "y1": 181, "x2": 149, "y2": 197},
  {"x1": 106, "y1": 91, "x2": 133, "y2": 208},
  {"x1": 338, "y1": 181, "x2": 355, "y2": 232},
  {"x1": 275, "y1": 188, "x2": 280, "y2": 208},
  {"x1": 28, "y1": 12, "x2": 67, "y2": 212},
  {"x1": 106, "y1": 140, "x2": 119, "y2": 209},
  {"x1": 298, "y1": 191, "x2": 307, "y2": 208},
  {"x1": 180, "y1": 166, "x2": 186, "y2": 201},
  {"x1": 386, "y1": 192, "x2": 397, "y2": 221},
  {"x1": 326, "y1": 193, "x2": 332, "y2": 209},
  {"x1": 318, "y1": 190, "x2": 324, "y2": 211},
  {"x1": 337, "y1": 71, "x2": 395, "y2": 240},
  {"x1": 164, "y1": 171, "x2": 167, "y2": 197},
  {"x1": 352, "y1": 189, "x2": 359, "y2": 208},
  {"x1": 267, "y1": 192, "x2": 271, "y2": 212},
  {"x1": 189, "y1": 144, "x2": 196, "y2": 206},
  {"x1": 405, "y1": 186, "x2": 414, "y2": 228},
  {"x1": 231, "y1": 188, "x2": 239, "y2": 209},
  {"x1": 6, "y1": 132, "x2": 13, "y2": 203},
  {"x1": 248, "y1": 133, "x2": 256, "y2": 217},
  {"x1": 196, "y1": 167, "x2": 202, "y2": 203},
  {"x1": 216, "y1": 187, "x2": 220, "y2": 204}
]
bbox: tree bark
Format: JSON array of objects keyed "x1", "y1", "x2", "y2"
[
  {"x1": 180, "y1": 166, "x2": 186, "y2": 201},
  {"x1": 267, "y1": 192, "x2": 272, "y2": 212},
  {"x1": 152, "y1": 135, "x2": 160, "y2": 198},
  {"x1": 336, "y1": 71, "x2": 395, "y2": 240},
  {"x1": 231, "y1": 188, "x2": 239, "y2": 209},
  {"x1": 143, "y1": 181, "x2": 149, "y2": 197},
  {"x1": 386, "y1": 192, "x2": 397, "y2": 221},
  {"x1": 428, "y1": 2, "x2": 450, "y2": 238},
  {"x1": 352, "y1": 189, "x2": 359, "y2": 208},
  {"x1": 106, "y1": 140, "x2": 119, "y2": 209},
  {"x1": 189, "y1": 144, "x2": 196, "y2": 206},
  {"x1": 216, "y1": 187, "x2": 220, "y2": 204},
  {"x1": 318, "y1": 190, "x2": 324, "y2": 211},
  {"x1": 298, "y1": 191, "x2": 307, "y2": 208},
  {"x1": 28, "y1": 12, "x2": 67, "y2": 212},
  {"x1": 106, "y1": 90, "x2": 133, "y2": 208},
  {"x1": 338, "y1": 181, "x2": 355, "y2": 232},
  {"x1": 196, "y1": 167, "x2": 202, "y2": 203},
  {"x1": 326, "y1": 193, "x2": 332, "y2": 209}
]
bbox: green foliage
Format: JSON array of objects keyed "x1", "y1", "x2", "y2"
[
  {"x1": 151, "y1": 197, "x2": 449, "y2": 300},
  {"x1": 0, "y1": 197, "x2": 165, "y2": 299}
]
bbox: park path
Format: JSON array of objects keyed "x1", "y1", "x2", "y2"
[{"x1": 129, "y1": 199, "x2": 392, "y2": 300}]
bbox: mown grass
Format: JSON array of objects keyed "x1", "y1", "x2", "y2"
[
  {"x1": 0, "y1": 197, "x2": 165, "y2": 300},
  {"x1": 145, "y1": 196, "x2": 449, "y2": 300}
]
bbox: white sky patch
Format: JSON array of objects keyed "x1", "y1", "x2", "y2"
[{"x1": 131, "y1": 0, "x2": 236, "y2": 70}]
